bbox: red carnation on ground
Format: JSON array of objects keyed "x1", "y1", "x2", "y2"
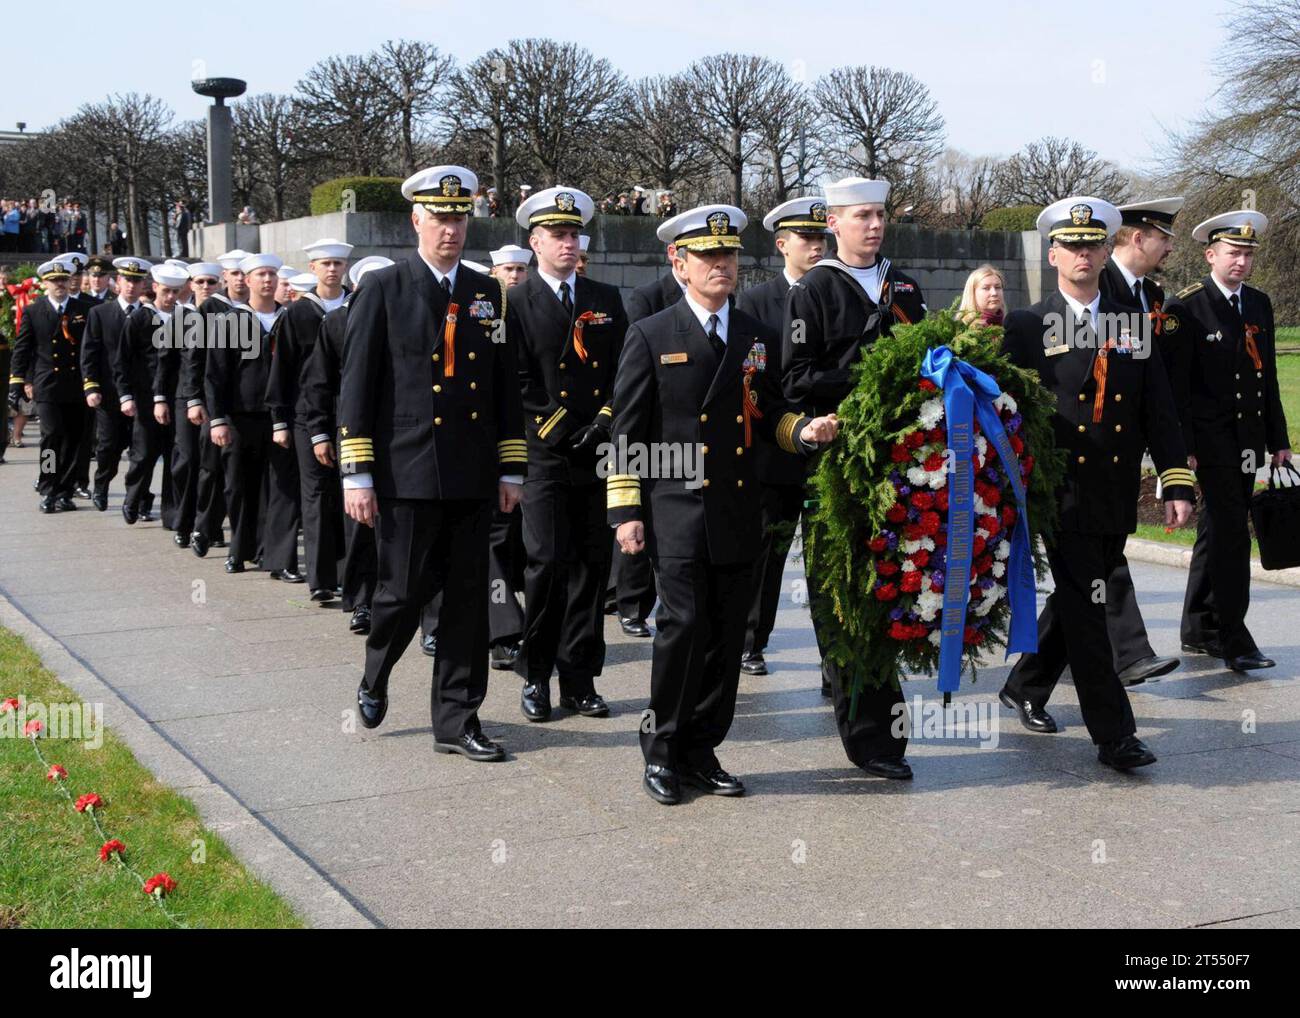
[
  {"x1": 877, "y1": 561, "x2": 900, "y2": 576},
  {"x1": 74, "y1": 793, "x2": 103, "y2": 813},
  {"x1": 868, "y1": 535, "x2": 888, "y2": 553},
  {"x1": 901, "y1": 571, "x2": 923, "y2": 593},
  {"x1": 890, "y1": 443, "x2": 911, "y2": 462},
  {"x1": 0, "y1": 697, "x2": 19, "y2": 714},
  {"x1": 923, "y1": 452, "x2": 945, "y2": 472},
  {"x1": 910, "y1": 549, "x2": 931, "y2": 568},
  {"x1": 920, "y1": 511, "x2": 942, "y2": 536},
  {"x1": 23, "y1": 720, "x2": 43, "y2": 737},
  {"x1": 910, "y1": 491, "x2": 934, "y2": 510},
  {"x1": 905, "y1": 430, "x2": 926, "y2": 449},
  {"x1": 886, "y1": 503, "x2": 908, "y2": 523},
  {"x1": 143, "y1": 873, "x2": 177, "y2": 897},
  {"x1": 99, "y1": 839, "x2": 126, "y2": 862},
  {"x1": 46, "y1": 765, "x2": 68, "y2": 781},
  {"x1": 875, "y1": 583, "x2": 899, "y2": 602},
  {"x1": 919, "y1": 378, "x2": 937, "y2": 391}
]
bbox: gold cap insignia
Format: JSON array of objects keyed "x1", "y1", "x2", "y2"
[
  {"x1": 1070, "y1": 203, "x2": 1093, "y2": 226},
  {"x1": 810, "y1": 202, "x2": 827, "y2": 222},
  {"x1": 555, "y1": 192, "x2": 576, "y2": 212},
  {"x1": 440, "y1": 174, "x2": 461, "y2": 197},
  {"x1": 1240, "y1": 223, "x2": 1254, "y2": 238},
  {"x1": 707, "y1": 211, "x2": 731, "y2": 236}
]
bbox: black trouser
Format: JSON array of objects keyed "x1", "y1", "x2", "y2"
[
  {"x1": 1182, "y1": 465, "x2": 1259, "y2": 659},
  {"x1": 193, "y1": 418, "x2": 228, "y2": 542},
  {"x1": 295, "y1": 424, "x2": 342, "y2": 590},
  {"x1": 74, "y1": 409, "x2": 93, "y2": 488},
  {"x1": 171, "y1": 398, "x2": 202, "y2": 537},
  {"x1": 342, "y1": 508, "x2": 377, "y2": 611},
  {"x1": 35, "y1": 399, "x2": 86, "y2": 497},
  {"x1": 91, "y1": 395, "x2": 132, "y2": 499},
  {"x1": 262, "y1": 429, "x2": 301, "y2": 573},
  {"x1": 614, "y1": 537, "x2": 656, "y2": 622},
  {"x1": 363, "y1": 497, "x2": 492, "y2": 741},
  {"x1": 514, "y1": 477, "x2": 609, "y2": 696},
  {"x1": 421, "y1": 506, "x2": 522, "y2": 647},
  {"x1": 219, "y1": 412, "x2": 271, "y2": 565},
  {"x1": 641, "y1": 555, "x2": 751, "y2": 769},
  {"x1": 123, "y1": 404, "x2": 174, "y2": 520},
  {"x1": 744, "y1": 481, "x2": 805, "y2": 656},
  {"x1": 1006, "y1": 531, "x2": 1137, "y2": 745}
]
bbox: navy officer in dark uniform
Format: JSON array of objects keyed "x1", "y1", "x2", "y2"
[
  {"x1": 610, "y1": 203, "x2": 839, "y2": 805},
  {"x1": 782, "y1": 175, "x2": 924, "y2": 778},
  {"x1": 339, "y1": 165, "x2": 526, "y2": 762},
  {"x1": 737, "y1": 195, "x2": 829, "y2": 677},
  {"x1": 999, "y1": 197, "x2": 1195, "y2": 770},
  {"x1": 1163, "y1": 209, "x2": 1290, "y2": 673},
  {"x1": 510, "y1": 186, "x2": 628, "y2": 723}
]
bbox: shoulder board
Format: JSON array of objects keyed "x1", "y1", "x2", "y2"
[{"x1": 1175, "y1": 282, "x2": 1203, "y2": 299}]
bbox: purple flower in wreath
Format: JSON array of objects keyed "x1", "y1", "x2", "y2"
[
  {"x1": 931, "y1": 570, "x2": 945, "y2": 586},
  {"x1": 886, "y1": 531, "x2": 899, "y2": 549},
  {"x1": 898, "y1": 485, "x2": 912, "y2": 497},
  {"x1": 1006, "y1": 413, "x2": 1023, "y2": 434},
  {"x1": 907, "y1": 507, "x2": 920, "y2": 522},
  {"x1": 889, "y1": 607, "x2": 905, "y2": 621},
  {"x1": 978, "y1": 577, "x2": 996, "y2": 591},
  {"x1": 983, "y1": 467, "x2": 999, "y2": 483}
]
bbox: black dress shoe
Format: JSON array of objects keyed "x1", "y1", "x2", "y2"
[
  {"x1": 356, "y1": 685, "x2": 387, "y2": 729},
  {"x1": 38, "y1": 495, "x2": 56, "y2": 514},
  {"x1": 73, "y1": 485, "x2": 91, "y2": 499},
  {"x1": 559, "y1": 692, "x2": 609, "y2": 717},
  {"x1": 269, "y1": 569, "x2": 306, "y2": 583},
  {"x1": 55, "y1": 495, "x2": 76, "y2": 512},
  {"x1": 349, "y1": 606, "x2": 371, "y2": 634},
  {"x1": 1098, "y1": 735, "x2": 1157, "y2": 770},
  {"x1": 174, "y1": 531, "x2": 190, "y2": 548},
  {"x1": 190, "y1": 532, "x2": 210, "y2": 558},
  {"x1": 224, "y1": 558, "x2": 245, "y2": 574},
  {"x1": 434, "y1": 729, "x2": 505, "y2": 762},
  {"x1": 421, "y1": 632, "x2": 437, "y2": 657},
  {"x1": 1116, "y1": 654, "x2": 1180, "y2": 687},
  {"x1": 643, "y1": 764, "x2": 681, "y2": 804},
  {"x1": 1227, "y1": 651, "x2": 1276, "y2": 672},
  {"x1": 310, "y1": 587, "x2": 336, "y2": 602},
  {"x1": 740, "y1": 652, "x2": 768, "y2": 676},
  {"x1": 139, "y1": 507, "x2": 154, "y2": 522},
  {"x1": 91, "y1": 492, "x2": 107, "y2": 512},
  {"x1": 1181, "y1": 640, "x2": 1224, "y2": 658},
  {"x1": 620, "y1": 617, "x2": 651, "y2": 638},
  {"x1": 490, "y1": 642, "x2": 520, "y2": 670},
  {"x1": 520, "y1": 683, "x2": 552, "y2": 722},
  {"x1": 211, "y1": 538, "x2": 228, "y2": 548},
  {"x1": 682, "y1": 764, "x2": 745, "y2": 796},
  {"x1": 122, "y1": 503, "x2": 138, "y2": 525},
  {"x1": 998, "y1": 688, "x2": 1058, "y2": 733},
  {"x1": 861, "y1": 756, "x2": 913, "y2": 780}
]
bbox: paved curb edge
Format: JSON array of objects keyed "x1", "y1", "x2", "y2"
[
  {"x1": 1124, "y1": 538, "x2": 1300, "y2": 588},
  {"x1": 0, "y1": 592, "x2": 376, "y2": 929}
]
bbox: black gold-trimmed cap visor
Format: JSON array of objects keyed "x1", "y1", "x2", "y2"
[
  {"x1": 1120, "y1": 210, "x2": 1177, "y2": 236},
  {"x1": 1048, "y1": 222, "x2": 1109, "y2": 243},
  {"x1": 528, "y1": 210, "x2": 585, "y2": 227},
  {"x1": 773, "y1": 217, "x2": 828, "y2": 232},
  {"x1": 1207, "y1": 225, "x2": 1260, "y2": 248},
  {"x1": 411, "y1": 193, "x2": 473, "y2": 214},
  {"x1": 39, "y1": 267, "x2": 71, "y2": 281}
]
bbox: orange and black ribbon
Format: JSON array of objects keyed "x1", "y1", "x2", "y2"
[
  {"x1": 1091, "y1": 345, "x2": 1108, "y2": 424},
  {"x1": 60, "y1": 313, "x2": 76, "y2": 345},
  {"x1": 1243, "y1": 323, "x2": 1263, "y2": 371},
  {"x1": 442, "y1": 303, "x2": 459, "y2": 377},
  {"x1": 572, "y1": 310, "x2": 596, "y2": 362},
  {"x1": 1148, "y1": 300, "x2": 1170, "y2": 337},
  {"x1": 742, "y1": 366, "x2": 763, "y2": 447}
]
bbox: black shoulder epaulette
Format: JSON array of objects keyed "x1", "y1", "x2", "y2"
[{"x1": 1175, "y1": 282, "x2": 1203, "y2": 300}]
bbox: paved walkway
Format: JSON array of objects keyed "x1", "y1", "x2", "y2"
[{"x1": 3, "y1": 445, "x2": 1299, "y2": 928}]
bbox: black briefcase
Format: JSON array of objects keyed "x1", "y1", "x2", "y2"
[{"x1": 1250, "y1": 463, "x2": 1300, "y2": 570}]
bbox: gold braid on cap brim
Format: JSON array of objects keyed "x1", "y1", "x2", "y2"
[
  {"x1": 412, "y1": 194, "x2": 474, "y2": 214},
  {"x1": 674, "y1": 235, "x2": 743, "y2": 252},
  {"x1": 529, "y1": 211, "x2": 585, "y2": 227},
  {"x1": 1049, "y1": 225, "x2": 1109, "y2": 242},
  {"x1": 774, "y1": 219, "x2": 829, "y2": 232}
]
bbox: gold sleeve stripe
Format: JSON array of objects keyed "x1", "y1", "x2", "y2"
[
  {"x1": 776, "y1": 412, "x2": 802, "y2": 454},
  {"x1": 497, "y1": 439, "x2": 528, "y2": 449},
  {"x1": 339, "y1": 440, "x2": 374, "y2": 452},
  {"x1": 83, "y1": 379, "x2": 98, "y2": 390},
  {"x1": 608, "y1": 474, "x2": 641, "y2": 509},
  {"x1": 1160, "y1": 468, "x2": 1196, "y2": 488},
  {"x1": 597, "y1": 406, "x2": 613, "y2": 418},
  {"x1": 538, "y1": 407, "x2": 568, "y2": 439},
  {"x1": 11, "y1": 375, "x2": 26, "y2": 384}
]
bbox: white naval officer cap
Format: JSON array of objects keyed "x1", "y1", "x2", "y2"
[
  {"x1": 112, "y1": 256, "x2": 152, "y2": 278},
  {"x1": 401, "y1": 165, "x2": 477, "y2": 214},
  {"x1": 489, "y1": 244, "x2": 532, "y2": 266},
  {"x1": 515, "y1": 186, "x2": 595, "y2": 230},
  {"x1": 1117, "y1": 197, "x2": 1185, "y2": 237},
  {"x1": 304, "y1": 237, "x2": 354, "y2": 261},
  {"x1": 1036, "y1": 196, "x2": 1121, "y2": 242},
  {"x1": 1192, "y1": 209, "x2": 1268, "y2": 247},
  {"x1": 348, "y1": 255, "x2": 394, "y2": 288},
  {"x1": 38, "y1": 259, "x2": 70, "y2": 280},
  {"x1": 824, "y1": 177, "x2": 890, "y2": 208},
  {"x1": 59, "y1": 251, "x2": 89, "y2": 272},
  {"x1": 657, "y1": 204, "x2": 747, "y2": 251},
  {"x1": 762, "y1": 196, "x2": 830, "y2": 233}
]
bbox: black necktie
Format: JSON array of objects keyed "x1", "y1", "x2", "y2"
[
  {"x1": 559, "y1": 281, "x2": 573, "y2": 315},
  {"x1": 1230, "y1": 293, "x2": 1241, "y2": 317},
  {"x1": 1133, "y1": 281, "x2": 1144, "y2": 309},
  {"x1": 707, "y1": 313, "x2": 725, "y2": 363},
  {"x1": 440, "y1": 276, "x2": 452, "y2": 300}
]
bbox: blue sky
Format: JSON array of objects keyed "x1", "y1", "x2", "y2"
[{"x1": 2, "y1": 0, "x2": 1229, "y2": 175}]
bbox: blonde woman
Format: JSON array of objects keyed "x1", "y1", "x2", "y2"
[{"x1": 959, "y1": 264, "x2": 1006, "y2": 325}]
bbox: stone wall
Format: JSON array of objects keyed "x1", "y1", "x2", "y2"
[{"x1": 194, "y1": 213, "x2": 1054, "y2": 311}]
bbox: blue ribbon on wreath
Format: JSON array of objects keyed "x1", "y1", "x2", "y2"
[{"x1": 919, "y1": 345, "x2": 1037, "y2": 697}]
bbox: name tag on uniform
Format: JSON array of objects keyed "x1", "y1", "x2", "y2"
[
  {"x1": 1045, "y1": 343, "x2": 1069, "y2": 357},
  {"x1": 660, "y1": 352, "x2": 689, "y2": 365}
]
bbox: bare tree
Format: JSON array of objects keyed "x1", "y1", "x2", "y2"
[
  {"x1": 367, "y1": 40, "x2": 454, "y2": 177},
  {"x1": 682, "y1": 54, "x2": 782, "y2": 206},
  {"x1": 814, "y1": 66, "x2": 945, "y2": 214},
  {"x1": 234, "y1": 94, "x2": 306, "y2": 221},
  {"x1": 448, "y1": 49, "x2": 519, "y2": 195},
  {"x1": 998, "y1": 136, "x2": 1133, "y2": 206},
  {"x1": 752, "y1": 68, "x2": 816, "y2": 202},
  {"x1": 295, "y1": 53, "x2": 396, "y2": 177},
  {"x1": 920, "y1": 149, "x2": 1007, "y2": 229},
  {"x1": 618, "y1": 75, "x2": 710, "y2": 194}
]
